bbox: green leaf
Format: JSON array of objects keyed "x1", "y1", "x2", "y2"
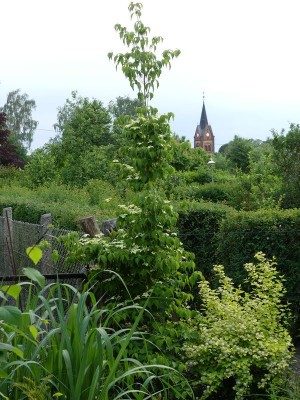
[
  {"x1": 22, "y1": 267, "x2": 45, "y2": 288},
  {"x1": 0, "y1": 306, "x2": 22, "y2": 327},
  {"x1": 51, "y1": 250, "x2": 59, "y2": 264},
  {"x1": 53, "y1": 393, "x2": 64, "y2": 397},
  {"x1": 29, "y1": 325, "x2": 38, "y2": 340},
  {"x1": 0, "y1": 343, "x2": 23, "y2": 358},
  {"x1": 0, "y1": 369, "x2": 9, "y2": 379},
  {"x1": 1, "y1": 285, "x2": 21, "y2": 300},
  {"x1": 26, "y1": 247, "x2": 42, "y2": 265}
]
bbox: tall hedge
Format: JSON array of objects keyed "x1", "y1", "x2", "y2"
[
  {"x1": 176, "y1": 201, "x2": 233, "y2": 280},
  {"x1": 176, "y1": 202, "x2": 300, "y2": 334},
  {"x1": 217, "y1": 208, "x2": 300, "y2": 303}
]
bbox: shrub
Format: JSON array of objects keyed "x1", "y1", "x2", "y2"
[
  {"x1": 185, "y1": 253, "x2": 293, "y2": 399},
  {"x1": 83, "y1": 179, "x2": 121, "y2": 207},
  {"x1": 183, "y1": 168, "x2": 212, "y2": 185},
  {"x1": 24, "y1": 148, "x2": 58, "y2": 187},
  {"x1": 0, "y1": 165, "x2": 25, "y2": 187},
  {"x1": 172, "y1": 183, "x2": 231, "y2": 203},
  {"x1": 0, "y1": 184, "x2": 118, "y2": 229}
]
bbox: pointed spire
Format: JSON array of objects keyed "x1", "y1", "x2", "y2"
[{"x1": 200, "y1": 99, "x2": 208, "y2": 130}]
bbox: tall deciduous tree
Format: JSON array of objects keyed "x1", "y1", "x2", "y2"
[
  {"x1": 108, "y1": 95, "x2": 143, "y2": 119},
  {"x1": 0, "y1": 89, "x2": 38, "y2": 150},
  {"x1": 219, "y1": 135, "x2": 259, "y2": 172},
  {"x1": 272, "y1": 123, "x2": 300, "y2": 207},
  {"x1": 54, "y1": 91, "x2": 112, "y2": 149},
  {"x1": 0, "y1": 112, "x2": 23, "y2": 167}
]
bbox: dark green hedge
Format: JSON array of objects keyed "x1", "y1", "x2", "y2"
[
  {"x1": 175, "y1": 183, "x2": 232, "y2": 203},
  {"x1": 176, "y1": 201, "x2": 234, "y2": 280},
  {"x1": 176, "y1": 202, "x2": 300, "y2": 335},
  {"x1": 217, "y1": 208, "x2": 300, "y2": 303}
]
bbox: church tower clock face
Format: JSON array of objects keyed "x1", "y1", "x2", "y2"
[{"x1": 206, "y1": 132, "x2": 209, "y2": 137}]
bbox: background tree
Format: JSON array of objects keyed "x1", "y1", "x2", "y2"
[
  {"x1": 170, "y1": 136, "x2": 209, "y2": 172},
  {"x1": 0, "y1": 112, "x2": 24, "y2": 167},
  {"x1": 0, "y1": 89, "x2": 38, "y2": 150},
  {"x1": 219, "y1": 135, "x2": 259, "y2": 172},
  {"x1": 108, "y1": 95, "x2": 143, "y2": 119},
  {"x1": 28, "y1": 92, "x2": 115, "y2": 186},
  {"x1": 59, "y1": 95, "x2": 112, "y2": 154},
  {"x1": 54, "y1": 92, "x2": 112, "y2": 147},
  {"x1": 272, "y1": 123, "x2": 300, "y2": 207}
]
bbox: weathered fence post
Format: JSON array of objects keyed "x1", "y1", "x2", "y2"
[
  {"x1": 40, "y1": 213, "x2": 54, "y2": 274},
  {"x1": 80, "y1": 216, "x2": 101, "y2": 237},
  {"x1": 102, "y1": 218, "x2": 117, "y2": 237},
  {"x1": 3, "y1": 207, "x2": 13, "y2": 276}
]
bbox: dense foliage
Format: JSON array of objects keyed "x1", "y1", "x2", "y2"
[
  {"x1": 0, "y1": 89, "x2": 38, "y2": 150},
  {"x1": 0, "y1": 112, "x2": 24, "y2": 168},
  {"x1": 185, "y1": 253, "x2": 292, "y2": 399},
  {"x1": 0, "y1": 1, "x2": 299, "y2": 399},
  {"x1": 0, "y1": 273, "x2": 187, "y2": 399}
]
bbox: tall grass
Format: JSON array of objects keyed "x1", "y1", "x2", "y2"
[{"x1": 0, "y1": 276, "x2": 191, "y2": 399}]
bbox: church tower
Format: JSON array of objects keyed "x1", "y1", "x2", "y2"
[{"x1": 194, "y1": 99, "x2": 215, "y2": 154}]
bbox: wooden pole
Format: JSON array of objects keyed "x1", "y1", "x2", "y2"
[{"x1": 80, "y1": 216, "x2": 101, "y2": 237}]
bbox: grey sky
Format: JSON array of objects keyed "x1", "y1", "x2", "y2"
[{"x1": 1, "y1": 0, "x2": 299, "y2": 151}]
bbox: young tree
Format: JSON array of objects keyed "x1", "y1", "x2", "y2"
[
  {"x1": 62, "y1": 3, "x2": 199, "y2": 390},
  {"x1": 0, "y1": 89, "x2": 38, "y2": 150},
  {"x1": 108, "y1": 2, "x2": 180, "y2": 106},
  {"x1": 0, "y1": 112, "x2": 24, "y2": 167}
]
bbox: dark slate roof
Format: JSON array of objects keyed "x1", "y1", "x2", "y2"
[{"x1": 200, "y1": 102, "x2": 208, "y2": 130}]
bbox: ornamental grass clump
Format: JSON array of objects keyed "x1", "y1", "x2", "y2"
[
  {"x1": 0, "y1": 272, "x2": 187, "y2": 400},
  {"x1": 184, "y1": 252, "x2": 293, "y2": 399}
]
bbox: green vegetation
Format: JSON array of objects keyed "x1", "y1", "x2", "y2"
[
  {"x1": 0, "y1": 89, "x2": 37, "y2": 154},
  {"x1": 0, "y1": 1, "x2": 299, "y2": 399},
  {"x1": 0, "y1": 272, "x2": 187, "y2": 399},
  {"x1": 185, "y1": 253, "x2": 292, "y2": 399}
]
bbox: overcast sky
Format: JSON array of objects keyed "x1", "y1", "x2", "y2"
[{"x1": 1, "y1": 0, "x2": 300, "y2": 151}]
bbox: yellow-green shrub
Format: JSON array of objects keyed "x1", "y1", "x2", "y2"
[{"x1": 185, "y1": 253, "x2": 293, "y2": 399}]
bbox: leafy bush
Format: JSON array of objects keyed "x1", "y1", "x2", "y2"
[
  {"x1": 0, "y1": 165, "x2": 25, "y2": 187},
  {"x1": 25, "y1": 147, "x2": 58, "y2": 186},
  {"x1": 183, "y1": 168, "x2": 212, "y2": 185},
  {"x1": 172, "y1": 183, "x2": 231, "y2": 203},
  {"x1": 176, "y1": 202, "x2": 300, "y2": 333},
  {"x1": 0, "y1": 184, "x2": 119, "y2": 229},
  {"x1": 185, "y1": 253, "x2": 293, "y2": 399}
]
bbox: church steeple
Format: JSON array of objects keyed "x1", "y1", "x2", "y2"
[
  {"x1": 200, "y1": 101, "x2": 208, "y2": 130},
  {"x1": 193, "y1": 96, "x2": 215, "y2": 154}
]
